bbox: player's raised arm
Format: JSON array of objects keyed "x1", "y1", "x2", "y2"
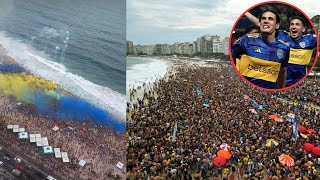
[{"x1": 244, "y1": 11, "x2": 260, "y2": 27}]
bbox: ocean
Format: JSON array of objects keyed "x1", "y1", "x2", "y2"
[
  {"x1": 0, "y1": 0, "x2": 126, "y2": 120},
  {"x1": 126, "y1": 56, "x2": 169, "y2": 96}
]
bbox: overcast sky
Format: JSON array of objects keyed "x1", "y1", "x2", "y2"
[{"x1": 127, "y1": 0, "x2": 320, "y2": 45}]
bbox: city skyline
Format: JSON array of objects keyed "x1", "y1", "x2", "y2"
[{"x1": 127, "y1": 0, "x2": 320, "y2": 45}]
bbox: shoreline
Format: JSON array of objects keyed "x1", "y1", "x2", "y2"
[
  {"x1": 127, "y1": 57, "x2": 222, "y2": 120},
  {"x1": 0, "y1": 46, "x2": 126, "y2": 179},
  {"x1": 0, "y1": 43, "x2": 126, "y2": 123}
]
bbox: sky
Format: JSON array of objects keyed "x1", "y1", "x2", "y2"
[{"x1": 127, "y1": 0, "x2": 320, "y2": 45}]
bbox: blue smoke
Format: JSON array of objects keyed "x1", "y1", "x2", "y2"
[
  {"x1": 33, "y1": 89, "x2": 125, "y2": 133},
  {"x1": 0, "y1": 64, "x2": 26, "y2": 73}
]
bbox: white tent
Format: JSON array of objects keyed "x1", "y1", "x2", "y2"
[
  {"x1": 36, "y1": 141, "x2": 43, "y2": 147},
  {"x1": 18, "y1": 132, "x2": 28, "y2": 139},
  {"x1": 47, "y1": 175, "x2": 57, "y2": 180},
  {"x1": 7, "y1": 125, "x2": 13, "y2": 129},
  {"x1": 54, "y1": 148, "x2": 61, "y2": 158},
  {"x1": 18, "y1": 128, "x2": 25, "y2": 132},
  {"x1": 43, "y1": 146, "x2": 54, "y2": 154},
  {"x1": 52, "y1": 126, "x2": 59, "y2": 132},
  {"x1": 61, "y1": 152, "x2": 69, "y2": 163},
  {"x1": 42, "y1": 137, "x2": 49, "y2": 146},
  {"x1": 62, "y1": 157, "x2": 69, "y2": 163},
  {"x1": 12, "y1": 125, "x2": 19, "y2": 129},
  {"x1": 29, "y1": 134, "x2": 36, "y2": 143},
  {"x1": 36, "y1": 136, "x2": 43, "y2": 146},
  {"x1": 13, "y1": 128, "x2": 19, "y2": 133},
  {"x1": 116, "y1": 162, "x2": 124, "y2": 169},
  {"x1": 79, "y1": 160, "x2": 86, "y2": 167}
]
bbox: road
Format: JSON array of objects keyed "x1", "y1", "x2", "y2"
[
  {"x1": 0, "y1": 136, "x2": 65, "y2": 180},
  {"x1": 0, "y1": 149, "x2": 49, "y2": 180}
]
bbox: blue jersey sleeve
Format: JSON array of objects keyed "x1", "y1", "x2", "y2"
[
  {"x1": 307, "y1": 34, "x2": 317, "y2": 48},
  {"x1": 231, "y1": 35, "x2": 247, "y2": 58},
  {"x1": 277, "y1": 30, "x2": 291, "y2": 42}
]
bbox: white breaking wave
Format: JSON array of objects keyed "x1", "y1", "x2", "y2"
[
  {"x1": 0, "y1": 32, "x2": 126, "y2": 121},
  {"x1": 126, "y1": 57, "x2": 169, "y2": 96}
]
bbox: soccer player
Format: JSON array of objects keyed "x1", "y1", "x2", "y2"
[
  {"x1": 245, "y1": 12, "x2": 317, "y2": 87},
  {"x1": 232, "y1": 10, "x2": 290, "y2": 89}
]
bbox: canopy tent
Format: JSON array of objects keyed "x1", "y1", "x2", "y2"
[
  {"x1": 79, "y1": 160, "x2": 86, "y2": 167},
  {"x1": 61, "y1": 152, "x2": 69, "y2": 163},
  {"x1": 54, "y1": 148, "x2": 61, "y2": 158},
  {"x1": 18, "y1": 128, "x2": 25, "y2": 132},
  {"x1": 18, "y1": 132, "x2": 29, "y2": 139},
  {"x1": 116, "y1": 162, "x2": 124, "y2": 169},
  {"x1": 12, "y1": 125, "x2": 19, "y2": 129},
  {"x1": 7, "y1": 125, "x2": 14, "y2": 129},
  {"x1": 52, "y1": 126, "x2": 59, "y2": 132},
  {"x1": 13, "y1": 128, "x2": 19, "y2": 133},
  {"x1": 29, "y1": 134, "x2": 36, "y2": 143},
  {"x1": 42, "y1": 137, "x2": 49, "y2": 146},
  {"x1": 43, "y1": 146, "x2": 54, "y2": 154}
]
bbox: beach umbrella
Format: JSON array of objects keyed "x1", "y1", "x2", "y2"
[
  {"x1": 300, "y1": 133, "x2": 308, "y2": 139},
  {"x1": 202, "y1": 104, "x2": 209, "y2": 108},
  {"x1": 249, "y1": 109, "x2": 258, "y2": 114},
  {"x1": 274, "y1": 118, "x2": 284, "y2": 123},
  {"x1": 312, "y1": 147, "x2": 320, "y2": 156},
  {"x1": 269, "y1": 115, "x2": 278, "y2": 120},
  {"x1": 217, "y1": 150, "x2": 232, "y2": 160},
  {"x1": 306, "y1": 129, "x2": 316, "y2": 134},
  {"x1": 303, "y1": 143, "x2": 315, "y2": 152},
  {"x1": 220, "y1": 143, "x2": 231, "y2": 151},
  {"x1": 265, "y1": 139, "x2": 279, "y2": 148},
  {"x1": 279, "y1": 154, "x2": 294, "y2": 167},
  {"x1": 298, "y1": 126, "x2": 307, "y2": 133},
  {"x1": 213, "y1": 156, "x2": 226, "y2": 166}
]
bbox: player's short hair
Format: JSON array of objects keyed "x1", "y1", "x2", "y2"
[
  {"x1": 259, "y1": 9, "x2": 280, "y2": 24},
  {"x1": 290, "y1": 16, "x2": 306, "y2": 27}
]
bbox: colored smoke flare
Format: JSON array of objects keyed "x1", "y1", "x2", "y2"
[{"x1": 0, "y1": 73, "x2": 125, "y2": 132}]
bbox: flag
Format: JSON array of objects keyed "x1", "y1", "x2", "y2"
[
  {"x1": 172, "y1": 121, "x2": 178, "y2": 142},
  {"x1": 292, "y1": 118, "x2": 299, "y2": 141},
  {"x1": 286, "y1": 113, "x2": 295, "y2": 123}
]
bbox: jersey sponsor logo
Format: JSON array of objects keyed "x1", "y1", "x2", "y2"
[
  {"x1": 277, "y1": 49, "x2": 284, "y2": 59},
  {"x1": 299, "y1": 42, "x2": 306, "y2": 48},
  {"x1": 289, "y1": 48, "x2": 313, "y2": 65},
  {"x1": 238, "y1": 55, "x2": 281, "y2": 82},
  {"x1": 255, "y1": 48, "x2": 261, "y2": 53}
]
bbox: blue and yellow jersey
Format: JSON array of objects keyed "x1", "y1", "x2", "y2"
[
  {"x1": 277, "y1": 30, "x2": 317, "y2": 86},
  {"x1": 232, "y1": 33, "x2": 290, "y2": 89}
]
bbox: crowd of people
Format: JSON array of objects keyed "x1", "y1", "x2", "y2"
[
  {"x1": 0, "y1": 50, "x2": 126, "y2": 180},
  {"x1": 127, "y1": 60, "x2": 320, "y2": 180}
]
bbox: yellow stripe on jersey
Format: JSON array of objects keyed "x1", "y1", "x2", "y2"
[
  {"x1": 289, "y1": 48, "x2": 313, "y2": 65},
  {"x1": 236, "y1": 58, "x2": 240, "y2": 70},
  {"x1": 238, "y1": 55, "x2": 281, "y2": 82}
]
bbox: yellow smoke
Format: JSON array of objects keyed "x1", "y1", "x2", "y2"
[{"x1": 0, "y1": 73, "x2": 59, "y2": 102}]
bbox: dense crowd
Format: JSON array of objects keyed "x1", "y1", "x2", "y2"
[
  {"x1": 0, "y1": 92, "x2": 126, "y2": 179},
  {"x1": 127, "y1": 61, "x2": 320, "y2": 180}
]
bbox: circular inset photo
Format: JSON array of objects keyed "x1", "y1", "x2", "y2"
[{"x1": 229, "y1": 1, "x2": 319, "y2": 91}]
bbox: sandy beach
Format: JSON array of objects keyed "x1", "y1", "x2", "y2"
[{"x1": 0, "y1": 46, "x2": 126, "y2": 179}]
